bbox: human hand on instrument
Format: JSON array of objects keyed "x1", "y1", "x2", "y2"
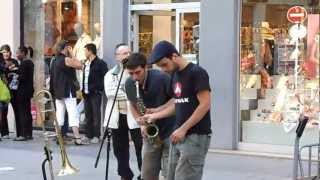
[
  {"x1": 140, "y1": 125, "x2": 147, "y2": 138},
  {"x1": 141, "y1": 113, "x2": 156, "y2": 124},
  {"x1": 137, "y1": 116, "x2": 147, "y2": 126},
  {"x1": 170, "y1": 127, "x2": 187, "y2": 144},
  {"x1": 145, "y1": 108, "x2": 157, "y2": 114}
]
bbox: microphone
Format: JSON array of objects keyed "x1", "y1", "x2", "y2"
[{"x1": 122, "y1": 58, "x2": 129, "y2": 66}]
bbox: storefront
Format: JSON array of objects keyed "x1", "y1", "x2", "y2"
[
  {"x1": 0, "y1": 0, "x2": 319, "y2": 154},
  {"x1": 239, "y1": 0, "x2": 320, "y2": 153},
  {"x1": 128, "y1": 0, "x2": 319, "y2": 153}
]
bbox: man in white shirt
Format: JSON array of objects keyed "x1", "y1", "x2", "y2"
[{"x1": 104, "y1": 44, "x2": 142, "y2": 180}]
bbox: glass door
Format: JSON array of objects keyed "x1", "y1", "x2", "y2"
[
  {"x1": 176, "y1": 8, "x2": 200, "y2": 64},
  {"x1": 131, "y1": 10, "x2": 176, "y2": 58},
  {"x1": 130, "y1": 2, "x2": 200, "y2": 63}
]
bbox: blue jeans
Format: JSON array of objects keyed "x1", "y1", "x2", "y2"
[{"x1": 167, "y1": 134, "x2": 211, "y2": 180}]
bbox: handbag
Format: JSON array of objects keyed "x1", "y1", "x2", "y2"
[{"x1": 0, "y1": 78, "x2": 11, "y2": 103}]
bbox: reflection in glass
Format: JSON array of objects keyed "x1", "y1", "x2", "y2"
[{"x1": 240, "y1": 1, "x2": 320, "y2": 146}]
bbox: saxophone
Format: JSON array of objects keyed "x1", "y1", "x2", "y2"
[{"x1": 135, "y1": 81, "x2": 161, "y2": 147}]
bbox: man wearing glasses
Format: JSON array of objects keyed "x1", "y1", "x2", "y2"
[{"x1": 104, "y1": 44, "x2": 142, "y2": 180}]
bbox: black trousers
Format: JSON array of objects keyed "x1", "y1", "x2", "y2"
[
  {"x1": 112, "y1": 114, "x2": 143, "y2": 180},
  {"x1": 18, "y1": 97, "x2": 33, "y2": 138},
  {"x1": 0, "y1": 102, "x2": 9, "y2": 136},
  {"x1": 13, "y1": 93, "x2": 33, "y2": 138},
  {"x1": 11, "y1": 91, "x2": 21, "y2": 137},
  {"x1": 84, "y1": 93, "x2": 102, "y2": 138}
]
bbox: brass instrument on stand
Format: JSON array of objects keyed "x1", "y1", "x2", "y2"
[
  {"x1": 36, "y1": 89, "x2": 79, "y2": 179},
  {"x1": 135, "y1": 81, "x2": 161, "y2": 146}
]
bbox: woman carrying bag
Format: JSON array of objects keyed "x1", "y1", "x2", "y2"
[{"x1": 0, "y1": 51, "x2": 11, "y2": 141}]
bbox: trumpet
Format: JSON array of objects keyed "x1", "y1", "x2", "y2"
[
  {"x1": 36, "y1": 89, "x2": 79, "y2": 179},
  {"x1": 135, "y1": 81, "x2": 161, "y2": 146}
]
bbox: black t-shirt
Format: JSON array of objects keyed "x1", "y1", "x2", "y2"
[
  {"x1": 52, "y1": 54, "x2": 78, "y2": 99},
  {"x1": 125, "y1": 69, "x2": 175, "y2": 140},
  {"x1": 171, "y1": 63, "x2": 212, "y2": 135}
]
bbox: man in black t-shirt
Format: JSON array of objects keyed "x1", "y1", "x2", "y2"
[
  {"x1": 52, "y1": 40, "x2": 87, "y2": 145},
  {"x1": 125, "y1": 53, "x2": 175, "y2": 180},
  {"x1": 142, "y1": 41, "x2": 212, "y2": 180}
]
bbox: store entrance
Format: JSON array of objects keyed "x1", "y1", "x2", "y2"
[{"x1": 130, "y1": 3, "x2": 200, "y2": 63}]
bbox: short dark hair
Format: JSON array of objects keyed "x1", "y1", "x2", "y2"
[
  {"x1": 148, "y1": 41, "x2": 179, "y2": 64},
  {"x1": 84, "y1": 43, "x2": 97, "y2": 55},
  {"x1": 55, "y1": 40, "x2": 70, "y2": 55},
  {"x1": 18, "y1": 46, "x2": 28, "y2": 56},
  {"x1": 115, "y1": 43, "x2": 128, "y2": 53},
  {"x1": 0, "y1": 44, "x2": 11, "y2": 53},
  {"x1": 125, "y1": 53, "x2": 147, "y2": 70}
]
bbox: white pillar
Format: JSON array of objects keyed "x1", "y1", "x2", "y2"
[
  {"x1": 0, "y1": 0, "x2": 20, "y2": 134},
  {"x1": 0, "y1": 0, "x2": 20, "y2": 51}
]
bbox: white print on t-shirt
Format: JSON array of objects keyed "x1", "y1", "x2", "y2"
[
  {"x1": 175, "y1": 98, "x2": 189, "y2": 103},
  {"x1": 174, "y1": 82, "x2": 182, "y2": 97}
]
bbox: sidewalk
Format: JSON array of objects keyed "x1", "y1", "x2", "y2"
[{"x1": 0, "y1": 132, "x2": 298, "y2": 180}]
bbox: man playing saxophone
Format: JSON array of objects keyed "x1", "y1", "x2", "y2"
[{"x1": 124, "y1": 53, "x2": 175, "y2": 180}]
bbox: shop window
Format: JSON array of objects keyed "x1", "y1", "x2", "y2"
[
  {"x1": 240, "y1": 0, "x2": 320, "y2": 146},
  {"x1": 132, "y1": 10, "x2": 199, "y2": 64},
  {"x1": 24, "y1": 0, "x2": 101, "y2": 126}
]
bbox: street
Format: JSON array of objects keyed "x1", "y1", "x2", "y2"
[{"x1": 0, "y1": 132, "x2": 295, "y2": 180}]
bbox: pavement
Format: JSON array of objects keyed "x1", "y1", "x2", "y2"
[{"x1": 0, "y1": 131, "x2": 309, "y2": 180}]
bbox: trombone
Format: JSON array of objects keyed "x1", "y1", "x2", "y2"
[{"x1": 36, "y1": 89, "x2": 79, "y2": 180}]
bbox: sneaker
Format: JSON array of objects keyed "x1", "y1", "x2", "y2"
[
  {"x1": 137, "y1": 174, "x2": 142, "y2": 180},
  {"x1": 13, "y1": 137, "x2": 28, "y2": 141},
  {"x1": 74, "y1": 138, "x2": 89, "y2": 145},
  {"x1": 26, "y1": 136, "x2": 33, "y2": 140},
  {"x1": 90, "y1": 137, "x2": 99, "y2": 144},
  {"x1": 2, "y1": 135, "x2": 10, "y2": 139}
]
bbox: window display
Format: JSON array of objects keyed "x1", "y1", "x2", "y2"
[
  {"x1": 240, "y1": 1, "x2": 320, "y2": 146},
  {"x1": 24, "y1": 0, "x2": 100, "y2": 86},
  {"x1": 23, "y1": 0, "x2": 101, "y2": 126}
]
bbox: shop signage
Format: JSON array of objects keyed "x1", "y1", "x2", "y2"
[
  {"x1": 287, "y1": 6, "x2": 307, "y2": 24},
  {"x1": 289, "y1": 24, "x2": 307, "y2": 39}
]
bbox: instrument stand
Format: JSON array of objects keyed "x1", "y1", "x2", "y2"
[
  {"x1": 95, "y1": 63, "x2": 126, "y2": 180},
  {"x1": 42, "y1": 146, "x2": 53, "y2": 180}
]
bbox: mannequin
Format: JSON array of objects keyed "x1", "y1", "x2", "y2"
[
  {"x1": 93, "y1": 23, "x2": 102, "y2": 57},
  {"x1": 73, "y1": 22, "x2": 92, "y2": 62},
  {"x1": 73, "y1": 22, "x2": 92, "y2": 85}
]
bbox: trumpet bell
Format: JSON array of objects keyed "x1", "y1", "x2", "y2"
[{"x1": 58, "y1": 162, "x2": 79, "y2": 176}]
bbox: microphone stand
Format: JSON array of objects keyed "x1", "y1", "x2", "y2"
[{"x1": 94, "y1": 60, "x2": 127, "y2": 180}]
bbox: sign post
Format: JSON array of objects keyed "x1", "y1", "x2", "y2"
[{"x1": 287, "y1": 6, "x2": 308, "y2": 88}]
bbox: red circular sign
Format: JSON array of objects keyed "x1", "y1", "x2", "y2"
[{"x1": 287, "y1": 6, "x2": 307, "y2": 24}]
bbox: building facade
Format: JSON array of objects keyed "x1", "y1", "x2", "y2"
[{"x1": 0, "y1": 0, "x2": 319, "y2": 154}]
